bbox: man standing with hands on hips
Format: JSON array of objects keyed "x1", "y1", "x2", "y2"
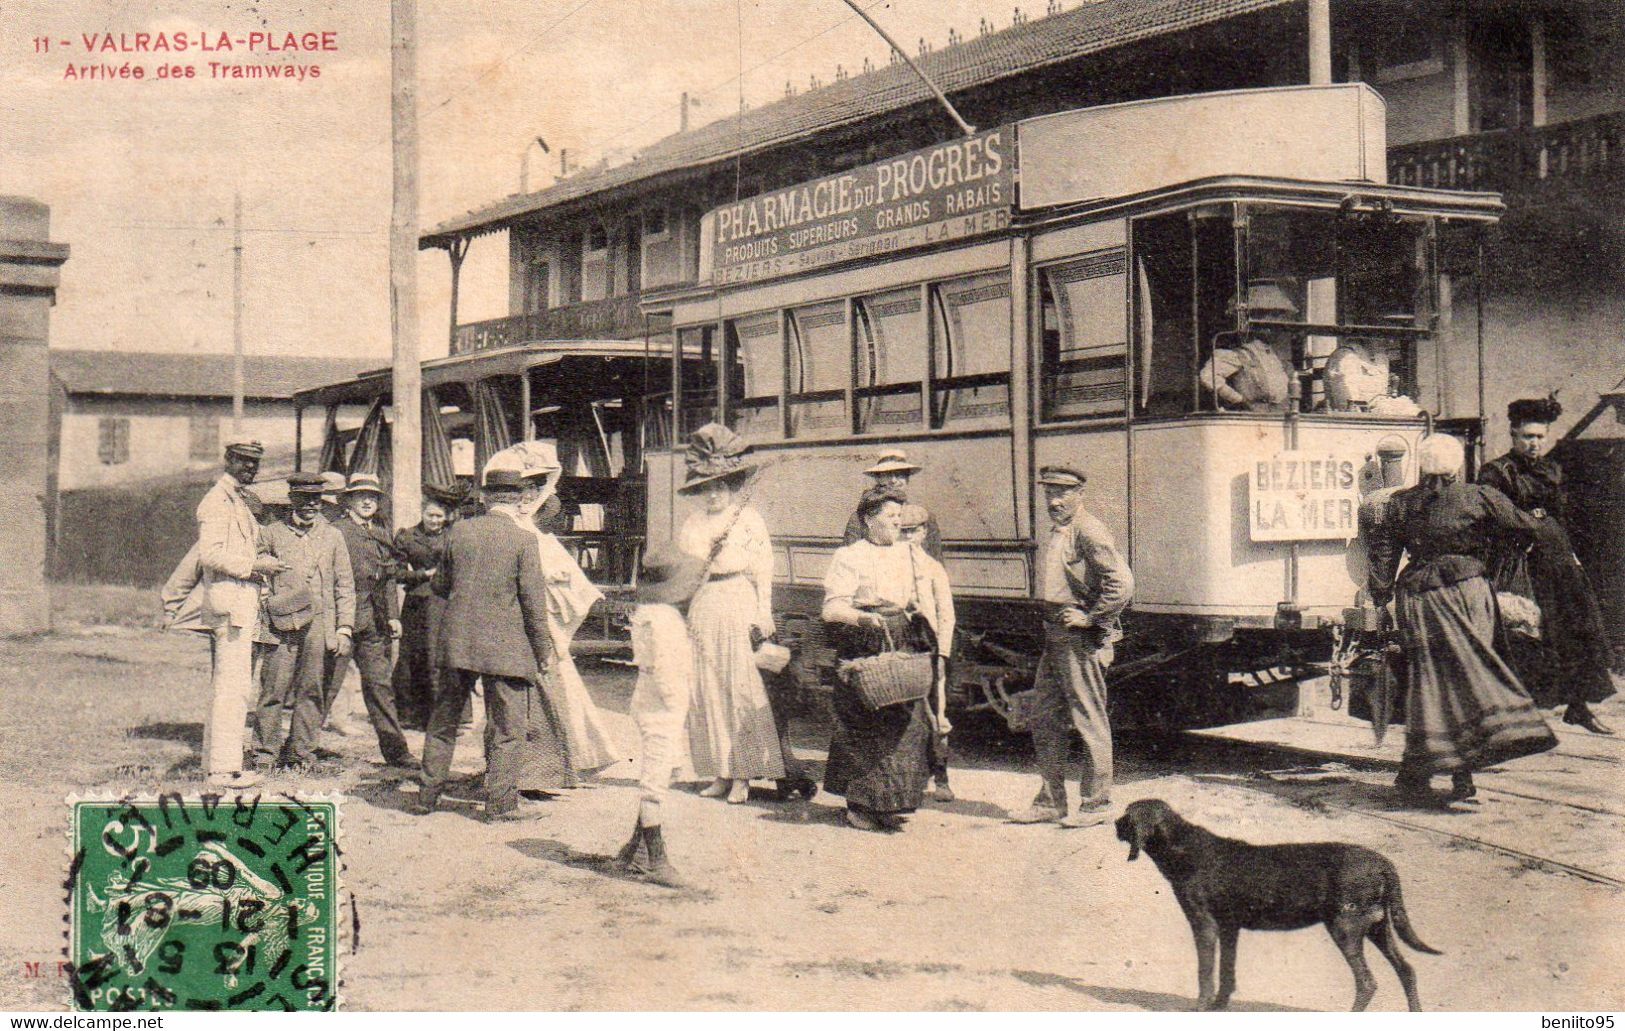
[
  {"x1": 1010, "y1": 465, "x2": 1133, "y2": 828},
  {"x1": 196, "y1": 440, "x2": 288, "y2": 789}
]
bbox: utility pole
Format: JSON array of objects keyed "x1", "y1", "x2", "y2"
[
  {"x1": 680, "y1": 91, "x2": 690, "y2": 132},
  {"x1": 390, "y1": 0, "x2": 422, "y2": 530},
  {"x1": 231, "y1": 191, "x2": 244, "y2": 434}
]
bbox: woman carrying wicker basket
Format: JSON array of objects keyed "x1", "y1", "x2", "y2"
[{"x1": 821, "y1": 486, "x2": 949, "y2": 832}]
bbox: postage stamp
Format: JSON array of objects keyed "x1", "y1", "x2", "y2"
[{"x1": 65, "y1": 793, "x2": 341, "y2": 1012}]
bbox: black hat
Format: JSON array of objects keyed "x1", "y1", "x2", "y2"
[
  {"x1": 287, "y1": 472, "x2": 327, "y2": 496},
  {"x1": 423, "y1": 483, "x2": 462, "y2": 508},
  {"x1": 856, "y1": 484, "x2": 906, "y2": 522},
  {"x1": 1508, "y1": 397, "x2": 1562, "y2": 428},
  {"x1": 482, "y1": 468, "x2": 525, "y2": 492}
]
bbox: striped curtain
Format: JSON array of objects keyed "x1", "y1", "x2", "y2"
[
  {"x1": 350, "y1": 396, "x2": 393, "y2": 499},
  {"x1": 317, "y1": 404, "x2": 348, "y2": 475},
  {"x1": 473, "y1": 379, "x2": 514, "y2": 476},
  {"x1": 422, "y1": 388, "x2": 458, "y2": 489}
]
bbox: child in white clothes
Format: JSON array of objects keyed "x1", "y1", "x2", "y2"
[{"x1": 614, "y1": 549, "x2": 704, "y2": 887}]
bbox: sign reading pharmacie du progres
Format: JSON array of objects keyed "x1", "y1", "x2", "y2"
[
  {"x1": 1249, "y1": 450, "x2": 1363, "y2": 542},
  {"x1": 703, "y1": 125, "x2": 1016, "y2": 287}
]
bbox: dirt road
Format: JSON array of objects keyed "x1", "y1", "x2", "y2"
[{"x1": 3, "y1": 622, "x2": 1622, "y2": 1011}]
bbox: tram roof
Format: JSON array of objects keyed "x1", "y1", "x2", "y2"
[
  {"x1": 292, "y1": 338, "x2": 700, "y2": 407},
  {"x1": 419, "y1": 0, "x2": 1297, "y2": 247},
  {"x1": 1015, "y1": 173, "x2": 1507, "y2": 225}
]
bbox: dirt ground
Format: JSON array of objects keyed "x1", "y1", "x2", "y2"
[{"x1": 3, "y1": 604, "x2": 1623, "y2": 1012}]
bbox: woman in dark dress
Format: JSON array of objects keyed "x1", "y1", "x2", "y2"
[
  {"x1": 1479, "y1": 397, "x2": 1617, "y2": 734},
  {"x1": 821, "y1": 487, "x2": 936, "y2": 831},
  {"x1": 391, "y1": 487, "x2": 459, "y2": 729},
  {"x1": 1367, "y1": 434, "x2": 1557, "y2": 803}
]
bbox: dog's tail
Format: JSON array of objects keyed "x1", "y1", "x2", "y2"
[{"x1": 1386, "y1": 869, "x2": 1443, "y2": 955}]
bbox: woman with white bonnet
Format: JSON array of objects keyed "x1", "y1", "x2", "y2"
[
  {"x1": 1365, "y1": 432, "x2": 1555, "y2": 805},
  {"x1": 485, "y1": 442, "x2": 622, "y2": 784},
  {"x1": 677, "y1": 423, "x2": 785, "y2": 803}
]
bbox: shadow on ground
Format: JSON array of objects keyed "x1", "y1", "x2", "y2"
[
  {"x1": 129, "y1": 721, "x2": 203, "y2": 747},
  {"x1": 1009, "y1": 968, "x2": 1310, "y2": 1012}
]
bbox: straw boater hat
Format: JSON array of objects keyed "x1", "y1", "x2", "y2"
[
  {"x1": 318, "y1": 471, "x2": 348, "y2": 502},
  {"x1": 634, "y1": 548, "x2": 706, "y2": 605},
  {"x1": 483, "y1": 441, "x2": 564, "y2": 488},
  {"x1": 678, "y1": 423, "x2": 755, "y2": 494},
  {"x1": 864, "y1": 449, "x2": 922, "y2": 476},
  {"x1": 344, "y1": 472, "x2": 384, "y2": 495}
]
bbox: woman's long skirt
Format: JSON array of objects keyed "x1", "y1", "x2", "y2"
[
  {"x1": 1501, "y1": 522, "x2": 1618, "y2": 708},
  {"x1": 684, "y1": 575, "x2": 785, "y2": 780},
  {"x1": 1397, "y1": 575, "x2": 1557, "y2": 774},
  {"x1": 822, "y1": 617, "x2": 933, "y2": 815}
]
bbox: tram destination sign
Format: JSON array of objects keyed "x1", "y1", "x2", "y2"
[
  {"x1": 704, "y1": 125, "x2": 1016, "y2": 287},
  {"x1": 1249, "y1": 450, "x2": 1362, "y2": 541}
]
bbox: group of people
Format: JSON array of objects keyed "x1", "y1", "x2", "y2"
[
  {"x1": 1365, "y1": 397, "x2": 1617, "y2": 805},
  {"x1": 166, "y1": 392, "x2": 1605, "y2": 877}
]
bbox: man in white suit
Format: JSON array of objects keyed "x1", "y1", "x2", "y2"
[{"x1": 196, "y1": 441, "x2": 287, "y2": 788}]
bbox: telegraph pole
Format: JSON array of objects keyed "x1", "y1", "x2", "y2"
[
  {"x1": 231, "y1": 191, "x2": 244, "y2": 433},
  {"x1": 390, "y1": 0, "x2": 422, "y2": 529}
]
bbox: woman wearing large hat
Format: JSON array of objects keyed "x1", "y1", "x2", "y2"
[
  {"x1": 676, "y1": 423, "x2": 785, "y2": 803},
  {"x1": 1479, "y1": 397, "x2": 1617, "y2": 733}
]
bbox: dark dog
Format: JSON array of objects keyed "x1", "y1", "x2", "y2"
[{"x1": 1115, "y1": 799, "x2": 1440, "y2": 1012}]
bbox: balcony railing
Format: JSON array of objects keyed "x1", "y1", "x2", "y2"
[
  {"x1": 453, "y1": 294, "x2": 648, "y2": 354},
  {"x1": 1388, "y1": 111, "x2": 1622, "y2": 192}
]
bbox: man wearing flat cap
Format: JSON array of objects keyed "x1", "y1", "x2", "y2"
[
  {"x1": 842, "y1": 449, "x2": 943, "y2": 561},
  {"x1": 1011, "y1": 465, "x2": 1134, "y2": 828},
  {"x1": 195, "y1": 440, "x2": 288, "y2": 788},
  {"x1": 252, "y1": 473, "x2": 356, "y2": 769},
  {"x1": 418, "y1": 468, "x2": 558, "y2": 822},
  {"x1": 331, "y1": 472, "x2": 414, "y2": 771}
]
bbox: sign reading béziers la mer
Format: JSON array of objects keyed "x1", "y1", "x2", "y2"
[
  {"x1": 704, "y1": 126, "x2": 1015, "y2": 287},
  {"x1": 1249, "y1": 451, "x2": 1362, "y2": 541}
]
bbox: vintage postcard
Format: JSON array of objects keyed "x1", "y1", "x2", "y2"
[{"x1": 1, "y1": 0, "x2": 1621, "y2": 1015}]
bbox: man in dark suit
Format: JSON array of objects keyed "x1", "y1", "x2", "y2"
[
  {"x1": 416, "y1": 468, "x2": 557, "y2": 822},
  {"x1": 332, "y1": 472, "x2": 414, "y2": 770}
]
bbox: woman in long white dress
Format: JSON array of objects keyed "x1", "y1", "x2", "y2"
[{"x1": 677, "y1": 424, "x2": 785, "y2": 803}]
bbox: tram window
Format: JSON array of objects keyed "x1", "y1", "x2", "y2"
[
  {"x1": 724, "y1": 312, "x2": 783, "y2": 442},
  {"x1": 676, "y1": 325, "x2": 718, "y2": 433},
  {"x1": 1247, "y1": 206, "x2": 1431, "y2": 413},
  {"x1": 786, "y1": 300, "x2": 849, "y2": 437},
  {"x1": 1131, "y1": 213, "x2": 1210, "y2": 417},
  {"x1": 1039, "y1": 252, "x2": 1128, "y2": 421},
  {"x1": 929, "y1": 272, "x2": 1011, "y2": 427},
  {"x1": 854, "y1": 287, "x2": 926, "y2": 432}
]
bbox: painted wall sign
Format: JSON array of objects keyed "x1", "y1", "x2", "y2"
[
  {"x1": 703, "y1": 125, "x2": 1015, "y2": 287},
  {"x1": 1249, "y1": 450, "x2": 1361, "y2": 541}
]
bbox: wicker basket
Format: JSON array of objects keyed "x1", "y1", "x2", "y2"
[{"x1": 842, "y1": 624, "x2": 934, "y2": 710}]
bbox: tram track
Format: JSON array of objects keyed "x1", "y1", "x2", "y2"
[{"x1": 1170, "y1": 731, "x2": 1625, "y2": 890}]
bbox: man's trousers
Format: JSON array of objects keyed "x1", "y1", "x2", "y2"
[
  {"x1": 1029, "y1": 622, "x2": 1115, "y2": 809},
  {"x1": 203, "y1": 624, "x2": 255, "y2": 775},
  {"x1": 422, "y1": 669, "x2": 529, "y2": 816},
  {"x1": 253, "y1": 626, "x2": 328, "y2": 767}
]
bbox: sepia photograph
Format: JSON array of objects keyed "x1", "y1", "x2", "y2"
[{"x1": 0, "y1": 0, "x2": 1621, "y2": 1015}]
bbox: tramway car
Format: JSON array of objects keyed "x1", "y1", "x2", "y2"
[{"x1": 300, "y1": 84, "x2": 1505, "y2": 729}]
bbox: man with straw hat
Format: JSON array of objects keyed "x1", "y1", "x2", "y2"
[
  {"x1": 842, "y1": 449, "x2": 943, "y2": 561},
  {"x1": 331, "y1": 471, "x2": 414, "y2": 772},
  {"x1": 614, "y1": 548, "x2": 706, "y2": 887}
]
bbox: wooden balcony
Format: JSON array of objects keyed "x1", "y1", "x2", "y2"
[
  {"x1": 1388, "y1": 111, "x2": 1622, "y2": 193},
  {"x1": 453, "y1": 294, "x2": 648, "y2": 355}
]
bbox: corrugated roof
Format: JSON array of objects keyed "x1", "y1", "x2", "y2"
[
  {"x1": 423, "y1": 0, "x2": 1298, "y2": 243},
  {"x1": 50, "y1": 350, "x2": 375, "y2": 400}
]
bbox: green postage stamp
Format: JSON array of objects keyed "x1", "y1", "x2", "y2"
[{"x1": 66, "y1": 794, "x2": 340, "y2": 1011}]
